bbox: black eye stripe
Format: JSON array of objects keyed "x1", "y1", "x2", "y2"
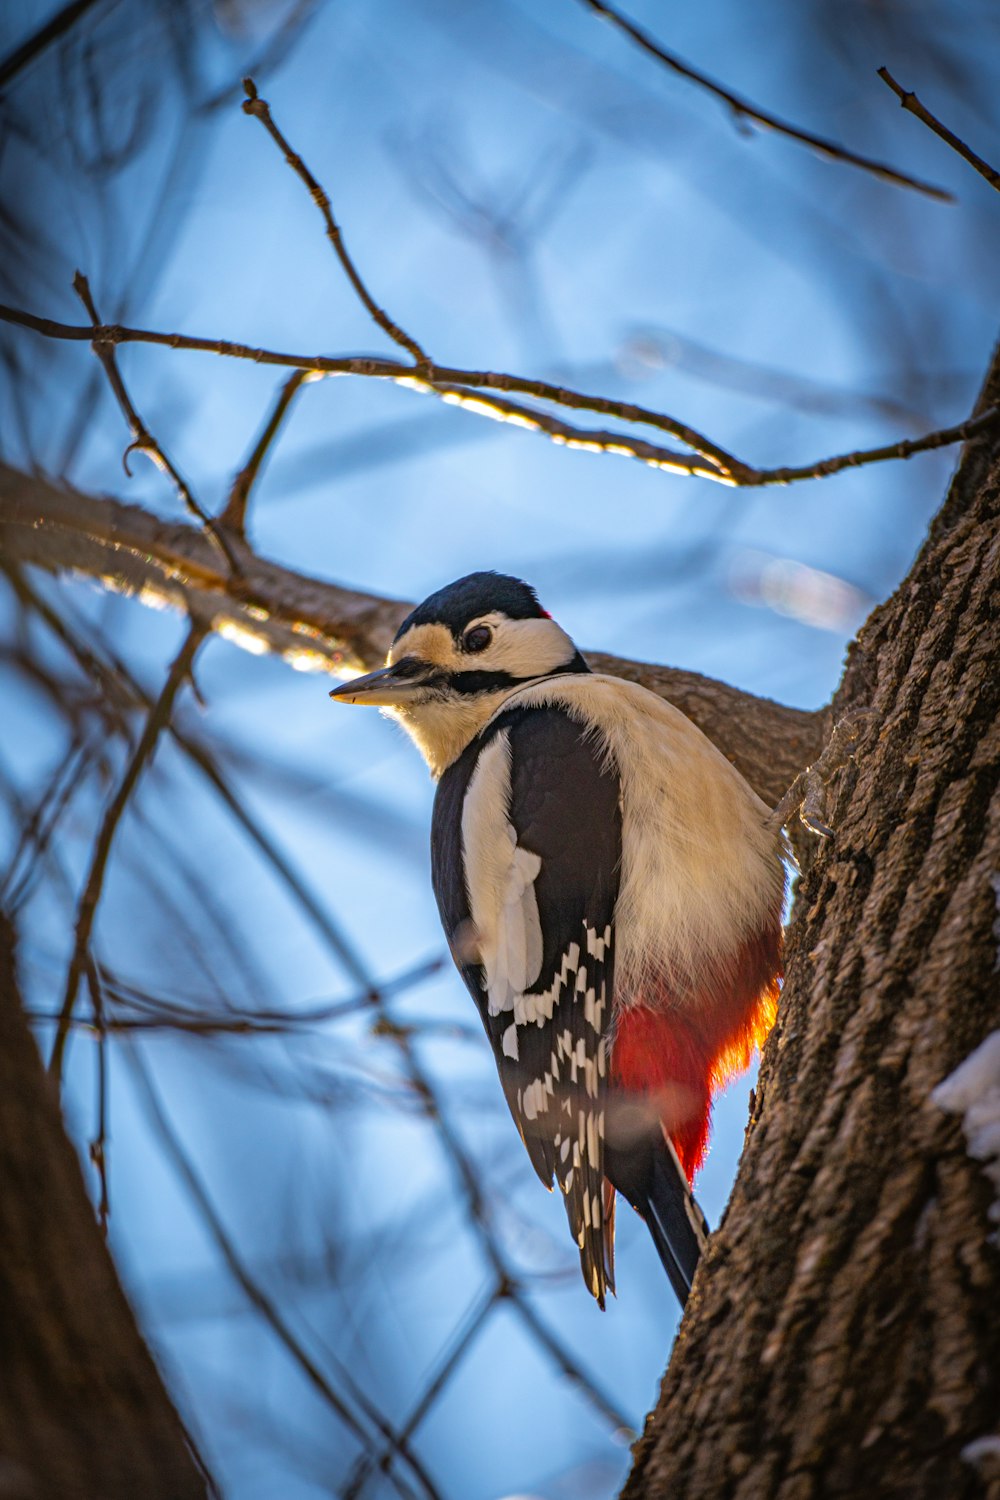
[{"x1": 463, "y1": 625, "x2": 492, "y2": 653}]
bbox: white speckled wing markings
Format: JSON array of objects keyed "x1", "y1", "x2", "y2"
[
  {"x1": 435, "y1": 704, "x2": 622, "y2": 1305},
  {"x1": 540, "y1": 919, "x2": 615, "y2": 1303}
]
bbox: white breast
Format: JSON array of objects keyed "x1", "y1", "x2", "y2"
[{"x1": 494, "y1": 674, "x2": 784, "y2": 999}]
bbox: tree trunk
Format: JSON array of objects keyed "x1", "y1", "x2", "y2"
[
  {"x1": 623, "y1": 350, "x2": 1000, "y2": 1500},
  {"x1": 0, "y1": 916, "x2": 209, "y2": 1500}
]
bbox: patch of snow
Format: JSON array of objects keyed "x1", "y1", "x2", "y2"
[
  {"x1": 961, "y1": 1435, "x2": 1000, "y2": 1467},
  {"x1": 933, "y1": 1030, "x2": 1000, "y2": 1237}
]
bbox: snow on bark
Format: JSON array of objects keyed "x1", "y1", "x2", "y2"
[{"x1": 933, "y1": 1030, "x2": 1000, "y2": 1237}]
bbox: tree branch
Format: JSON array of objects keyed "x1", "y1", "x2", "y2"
[
  {"x1": 125, "y1": 1041, "x2": 442, "y2": 1500},
  {"x1": 221, "y1": 367, "x2": 314, "y2": 534},
  {"x1": 577, "y1": 0, "x2": 952, "y2": 201},
  {"x1": 0, "y1": 914, "x2": 211, "y2": 1498},
  {"x1": 0, "y1": 0, "x2": 102, "y2": 89},
  {"x1": 0, "y1": 462, "x2": 823, "y2": 805},
  {"x1": 71, "y1": 273, "x2": 245, "y2": 574},
  {"x1": 3, "y1": 303, "x2": 996, "y2": 488},
  {"x1": 241, "y1": 78, "x2": 429, "y2": 365},
  {"x1": 49, "y1": 620, "x2": 207, "y2": 1083},
  {"x1": 878, "y1": 67, "x2": 1000, "y2": 193}
]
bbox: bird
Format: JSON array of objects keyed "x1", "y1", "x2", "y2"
[{"x1": 329, "y1": 572, "x2": 784, "y2": 1308}]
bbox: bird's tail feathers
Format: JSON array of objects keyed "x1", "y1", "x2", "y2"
[{"x1": 642, "y1": 1138, "x2": 709, "y2": 1305}]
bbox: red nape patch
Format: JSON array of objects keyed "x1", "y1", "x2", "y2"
[{"x1": 610, "y1": 913, "x2": 784, "y2": 1183}]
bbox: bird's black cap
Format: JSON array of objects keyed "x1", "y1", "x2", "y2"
[{"x1": 393, "y1": 572, "x2": 548, "y2": 643}]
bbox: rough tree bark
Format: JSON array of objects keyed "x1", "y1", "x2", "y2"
[
  {"x1": 623, "y1": 351, "x2": 1000, "y2": 1498},
  {"x1": 0, "y1": 916, "x2": 209, "y2": 1500}
]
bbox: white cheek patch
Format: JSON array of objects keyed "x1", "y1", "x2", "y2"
[{"x1": 466, "y1": 616, "x2": 577, "y2": 678}]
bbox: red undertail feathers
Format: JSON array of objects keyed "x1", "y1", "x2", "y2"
[{"x1": 610, "y1": 912, "x2": 783, "y2": 1182}]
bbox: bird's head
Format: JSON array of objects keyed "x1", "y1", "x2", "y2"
[{"x1": 329, "y1": 571, "x2": 588, "y2": 775}]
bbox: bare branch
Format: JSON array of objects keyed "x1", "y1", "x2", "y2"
[
  {"x1": 342, "y1": 1287, "x2": 498, "y2": 1499},
  {"x1": 0, "y1": 463, "x2": 822, "y2": 804},
  {"x1": 0, "y1": 0, "x2": 102, "y2": 89},
  {"x1": 744, "y1": 406, "x2": 1000, "y2": 486},
  {"x1": 124, "y1": 1043, "x2": 442, "y2": 1500},
  {"x1": 426, "y1": 381, "x2": 728, "y2": 479},
  {"x1": 71, "y1": 273, "x2": 245, "y2": 574},
  {"x1": 49, "y1": 620, "x2": 207, "y2": 1082},
  {"x1": 878, "y1": 67, "x2": 1000, "y2": 194},
  {"x1": 5, "y1": 303, "x2": 994, "y2": 487},
  {"x1": 241, "y1": 78, "x2": 430, "y2": 365},
  {"x1": 84, "y1": 956, "x2": 110, "y2": 1233},
  {"x1": 221, "y1": 368, "x2": 314, "y2": 534},
  {"x1": 576, "y1": 0, "x2": 952, "y2": 201}
]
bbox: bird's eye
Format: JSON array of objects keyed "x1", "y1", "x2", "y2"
[{"x1": 463, "y1": 625, "x2": 492, "y2": 654}]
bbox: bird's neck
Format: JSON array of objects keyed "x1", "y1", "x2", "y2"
[{"x1": 385, "y1": 689, "x2": 515, "y2": 778}]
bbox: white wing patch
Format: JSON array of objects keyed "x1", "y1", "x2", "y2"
[{"x1": 461, "y1": 732, "x2": 545, "y2": 1042}]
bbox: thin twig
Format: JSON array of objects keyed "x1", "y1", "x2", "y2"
[
  {"x1": 576, "y1": 0, "x2": 951, "y2": 202},
  {"x1": 71, "y1": 273, "x2": 245, "y2": 575},
  {"x1": 84, "y1": 956, "x2": 110, "y2": 1234},
  {"x1": 49, "y1": 620, "x2": 207, "y2": 1083},
  {"x1": 222, "y1": 368, "x2": 314, "y2": 533},
  {"x1": 745, "y1": 407, "x2": 1000, "y2": 487},
  {"x1": 0, "y1": 0, "x2": 102, "y2": 89},
  {"x1": 241, "y1": 79, "x2": 429, "y2": 366},
  {"x1": 342, "y1": 1285, "x2": 499, "y2": 1499},
  {"x1": 878, "y1": 67, "x2": 1000, "y2": 194},
  {"x1": 1, "y1": 734, "x2": 93, "y2": 911},
  {"x1": 125, "y1": 1041, "x2": 442, "y2": 1500},
  {"x1": 7, "y1": 305, "x2": 994, "y2": 487}
]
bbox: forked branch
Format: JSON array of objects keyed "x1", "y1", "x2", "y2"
[
  {"x1": 878, "y1": 67, "x2": 1000, "y2": 194},
  {"x1": 577, "y1": 0, "x2": 951, "y2": 200},
  {"x1": 3, "y1": 301, "x2": 995, "y2": 490},
  {"x1": 241, "y1": 78, "x2": 429, "y2": 364},
  {"x1": 72, "y1": 273, "x2": 244, "y2": 575}
]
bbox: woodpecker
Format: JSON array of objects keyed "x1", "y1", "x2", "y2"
[{"x1": 329, "y1": 573, "x2": 784, "y2": 1307}]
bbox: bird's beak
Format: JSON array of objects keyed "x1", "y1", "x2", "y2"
[{"x1": 328, "y1": 659, "x2": 432, "y2": 707}]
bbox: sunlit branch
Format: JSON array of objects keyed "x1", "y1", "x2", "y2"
[
  {"x1": 241, "y1": 78, "x2": 429, "y2": 365},
  {"x1": 878, "y1": 67, "x2": 1000, "y2": 194},
  {"x1": 71, "y1": 274, "x2": 244, "y2": 575},
  {"x1": 49, "y1": 621, "x2": 207, "y2": 1083},
  {"x1": 577, "y1": 0, "x2": 951, "y2": 201},
  {"x1": 2, "y1": 302, "x2": 993, "y2": 487},
  {"x1": 427, "y1": 382, "x2": 729, "y2": 480},
  {"x1": 0, "y1": 465, "x2": 822, "y2": 803}
]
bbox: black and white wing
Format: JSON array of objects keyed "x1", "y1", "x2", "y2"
[{"x1": 432, "y1": 703, "x2": 622, "y2": 1304}]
